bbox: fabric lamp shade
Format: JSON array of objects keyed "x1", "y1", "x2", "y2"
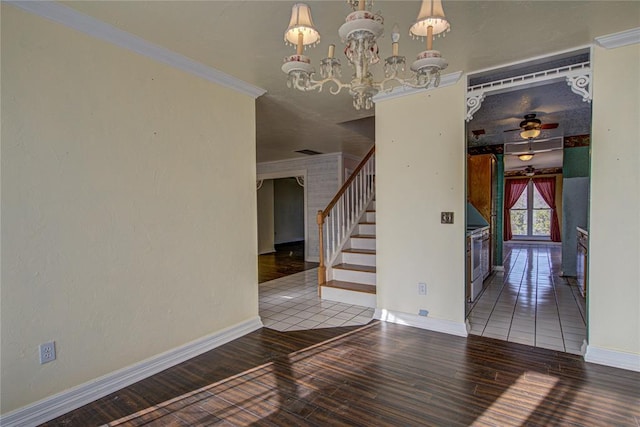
[
  {"x1": 410, "y1": 0, "x2": 450, "y2": 37},
  {"x1": 284, "y1": 3, "x2": 320, "y2": 46}
]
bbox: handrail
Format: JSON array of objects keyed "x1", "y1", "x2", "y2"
[
  {"x1": 322, "y1": 146, "x2": 375, "y2": 217},
  {"x1": 317, "y1": 146, "x2": 375, "y2": 292}
]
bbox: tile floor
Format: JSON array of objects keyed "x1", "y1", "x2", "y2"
[
  {"x1": 467, "y1": 242, "x2": 587, "y2": 355},
  {"x1": 259, "y1": 268, "x2": 375, "y2": 332}
]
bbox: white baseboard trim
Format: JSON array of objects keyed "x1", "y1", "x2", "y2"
[
  {"x1": 584, "y1": 344, "x2": 640, "y2": 372},
  {"x1": 374, "y1": 308, "x2": 468, "y2": 337},
  {"x1": 0, "y1": 317, "x2": 263, "y2": 427},
  {"x1": 493, "y1": 265, "x2": 504, "y2": 272}
]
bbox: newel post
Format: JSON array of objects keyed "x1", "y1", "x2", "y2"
[{"x1": 317, "y1": 210, "x2": 326, "y2": 294}]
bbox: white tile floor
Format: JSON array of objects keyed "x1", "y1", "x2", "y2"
[
  {"x1": 467, "y1": 242, "x2": 587, "y2": 355},
  {"x1": 259, "y1": 268, "x2": 375, "y2": 332}
]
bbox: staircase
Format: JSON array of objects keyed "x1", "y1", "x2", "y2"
[
  {"x1": 321, "y1": 200, "x2": 377, "y2": 307},
  {"x1": 317, "y1": 146, "x2": 377, "y2": 308}
]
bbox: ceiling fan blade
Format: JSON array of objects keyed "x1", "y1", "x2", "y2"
[
  {"x1": 471, "y1": 129, "x2": 486, "y2": 136},
  {"x1": 540, "y1": 123, "x2": 559, "y2": 129},
  {"x1": 503, "y1": 128, "x2": 521, "y2": 133}
]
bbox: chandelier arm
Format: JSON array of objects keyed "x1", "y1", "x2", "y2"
[
  {"x1": 303, "y1": 77, "x2": 349, "y2": 94},
  {"x1": 377, "y1": 72, "x2": 405, "y2": 92}
]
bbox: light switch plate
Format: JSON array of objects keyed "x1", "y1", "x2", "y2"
[{"x1": 441, "y1": 212, "x2": 454, "y2": 224}]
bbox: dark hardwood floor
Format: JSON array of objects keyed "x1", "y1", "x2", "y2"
[
  {"x1": 258, "y1": 241, "x2": 318, "y2": 283},
  {"x1": 40, "y1": 321, "x2": 639, "y2": 426}
]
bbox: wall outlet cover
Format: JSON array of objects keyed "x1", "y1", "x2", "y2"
[
  {"x1": 418, "y1": 309, "x2": 429, "y2": 317},
  {"x1": 39, "y1": 341, "x2": 56, "y2": 364},
  {"x1": 418, "y1": 282, "x2": 427, "y2": 295}
]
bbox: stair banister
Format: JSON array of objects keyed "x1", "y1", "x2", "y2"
[{"x1": 317, "y1": 146, "x2": 375, "y2": 293}]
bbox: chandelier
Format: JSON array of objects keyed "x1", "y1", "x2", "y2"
[{"x1": 281, "y1": 0, "x2": 451, "y2": 110}]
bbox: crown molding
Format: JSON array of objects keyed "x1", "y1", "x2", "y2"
[
  {"x1": 373, "y1": 71, "x2": 463, "y2": 104},
  {"x1": 595, "y1": 27, "x2": 640, "y2": 49},
  {"x1": 5, "y1": 1, "x2": 267, "y2": 99}
]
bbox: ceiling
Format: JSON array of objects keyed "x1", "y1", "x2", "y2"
[{"x1": 57, "y1": 1, "x2": 639, "y2": 163}]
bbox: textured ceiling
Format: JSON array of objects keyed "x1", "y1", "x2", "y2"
[{"x1": 58, "y1": 1, "x2": 639, "y2": 163}]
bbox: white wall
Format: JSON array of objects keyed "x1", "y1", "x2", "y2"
[
  {"x1": 588, "y1": 42, "x2": 640, "y2": 362},
  {"x1": 257, "y1": 153, "x2": 342, "y2": 261},
  {"x1": 1, "y1": 5, "x2": 258, "y2": 413},
  {"x1": 257, "y1": 180, "x2": 275, "y2": 254},
  {"x1": 375, "y1": 80, "x2": 467, "y2": 328}
]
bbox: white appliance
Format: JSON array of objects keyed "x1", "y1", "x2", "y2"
[{"x1": 470, "y1": 230, "x2": 484, "y2": 302}]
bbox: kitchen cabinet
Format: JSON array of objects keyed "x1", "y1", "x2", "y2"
[
  {"x1": 468, "y1": 154, "x2": 497, "y2": 273},
  {"x1": 576, "y1": 227, "x2": 588, "y2": 297}
]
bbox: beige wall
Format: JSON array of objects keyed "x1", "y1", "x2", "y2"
[
  {"x1": 376, "y1": 81, "x2": 467, "y2": 323},
  {"x1": 376, "y1": 40, "x2": 640, "y2": 366},
  {"x1": 589, "y1": 42, "x2": 640, "y2": 356},
  {"x1": 1, "y1": 6, "x2": 258, "y2": 413}
]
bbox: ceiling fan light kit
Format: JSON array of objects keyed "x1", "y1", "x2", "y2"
[
  {"x1": 281, "y1": 0, "x2": 451, "y2": 110},
  {"x1": 520, "y1": 128, "x2": 541, "y2": 140},
  {"x1": 518, "y1": 153, "x2": 535, "y2": 162}
]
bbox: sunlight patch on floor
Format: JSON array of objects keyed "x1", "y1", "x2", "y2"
[{"x1": 473, "y1": 371, "x2": 559, "y2": 426}]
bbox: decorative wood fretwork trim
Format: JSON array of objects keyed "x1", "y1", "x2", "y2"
[{"x1": 466, "y1": 62, "x2": 592, "y2": 122}]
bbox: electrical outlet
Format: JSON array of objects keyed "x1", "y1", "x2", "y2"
[
  {"x1": 419, "y1": 309, "x2": 429, "y2": 317},
  {"x1": 441, "y1": 212, "x2": 454, "y2": 224},
  {"x1": 418, "y1": 282, "x2": 427, "y2": 295},
  {"x1": 39, "y1": 341, "x2": 56, "y2": 364}
]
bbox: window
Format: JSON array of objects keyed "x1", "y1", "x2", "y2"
[{"x1": 510, "y1": 180, "x2": 551, "y2": 238}]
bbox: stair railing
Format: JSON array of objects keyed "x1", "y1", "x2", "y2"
[{"x1": 317, "y1": 146, "x2": 375, "y2": 291}]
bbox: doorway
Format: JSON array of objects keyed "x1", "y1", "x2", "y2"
[
  {"x1": 464, "y1": 48, "x2": 592, "y2": 353},
  {"x1": 257, "y1": 173, "x2": 317, "y2": 283}
]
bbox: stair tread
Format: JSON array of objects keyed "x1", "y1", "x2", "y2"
[
  {"x1": 342, "y1": 248, "x2": 376, "y2": 255},
  {"x1": 333, "y1": 263, "x2": 376, "y2": 273},
  {"x1": 359, "y1": 221, "x2": 376, "y2": 225},
  {"x1": 351, "y1": 234, "x2": 376, "y2": 239},
  {"x1": 322, "y1": 280, "x2": 376, "y2": 294}
]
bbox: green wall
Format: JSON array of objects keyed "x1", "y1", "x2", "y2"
[
  {"x1": 563, "y1": 146, "x2": 590, "y2": 177},
  {"x1": 495, "y1": 154, "x2": 504, "y2": 266}
]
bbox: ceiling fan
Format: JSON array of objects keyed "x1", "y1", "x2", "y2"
[
  {"x1": 504, "y1": 113, "x2": 559, "y2": 139},
  {"x1": 504, "y1": 136, "x2": 564, "y2": 162}
]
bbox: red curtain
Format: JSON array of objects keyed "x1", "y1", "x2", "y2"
[
  {"x1": 533, "y1": 177, "x2": 562, "y2": 242},
  {"x1": 504, "y1": 179, "x2": 529, "y2": 241}
]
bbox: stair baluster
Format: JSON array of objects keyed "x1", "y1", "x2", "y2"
[{"x1": 317, "y1": 146, "x2": 375, "y2": 294}]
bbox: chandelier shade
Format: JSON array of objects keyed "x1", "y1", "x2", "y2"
[
  {"x1": 410, "y1": 0, "x2": 450, "y2": 38},
  {"x1": 281, "y1": 0, "x2": 451, "y2": 110},
  {"x1": 284, "y1": 3, "x2": 320, "y2": 47}
]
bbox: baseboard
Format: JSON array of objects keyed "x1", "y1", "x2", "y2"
[
  {"x1": 374, "y1": 308, "x2": 468, "y2": 337},
  {"x1": 493, "y1": 265, "x2": 504, "y2": 272},
  {"x1": 584, "y1": 344, "x2": 640, "y2": 372},
  {"x1": 0, "y1": 317, "x2": 263, "y2": 427}
]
